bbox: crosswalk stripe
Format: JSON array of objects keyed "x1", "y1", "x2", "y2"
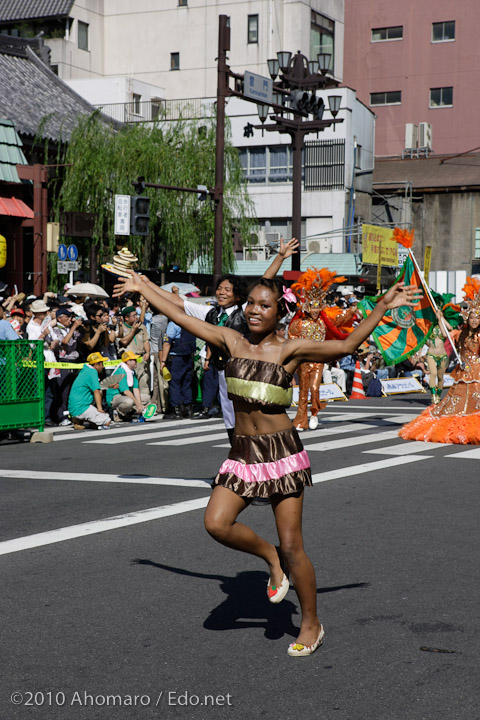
[
  {"x1": 83, "y1": 424, "x2": 227, "y2": 445},
  {"x1": 148, "y1": 432, "x2": 230, "y2": 446},
  {"x1": 54, "y1": 417, "x2": 223, "y2": 442},
  {"x1": 213, "y1": 423, "x2": 380, "y2": 449},
  {"x1": 445, "y1": 447, "x2": 480, "y2": 459},
  {"x1": 304, "y1": 430, "x2": 400, "y2": 452},
  {"x1": 311, "y1": 454, "x2": 431, "y2": 483},
  {"x1": 364, "y1": 441, "x2": 449, "y2": 455},
  {"x1": 0, "y1": 469, "x2": 211, "y2": 488}
]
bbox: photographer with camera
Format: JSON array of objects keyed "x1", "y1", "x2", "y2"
[
  {"x1": 50, "y1": 308, "x2": 84, "y2": 425},
  {"x1": 81, "y1": 301, "x2": 116, "y2": 362}
]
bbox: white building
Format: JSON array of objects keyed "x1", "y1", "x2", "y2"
[{"x1": 1, "y1": 0, "x2": 375, "y2": 270}]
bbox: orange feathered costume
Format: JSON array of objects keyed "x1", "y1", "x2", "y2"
[
  {"x1": 399, "y1": 277, "x2": 480, "y2": 444},
  {"x1": 288, "y1": 269, "x2": 355, "y2": 429}
]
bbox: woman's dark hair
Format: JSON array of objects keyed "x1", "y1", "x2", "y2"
[
  {"x1": 84, "y1": 301, "x2": 104, "y2": 320},
  {"x1": 215, "y1": 274, "x2": 247, "y2": 305},
  {"x1": 247, "y1": 277, "x2": 289, "y2": 318}
]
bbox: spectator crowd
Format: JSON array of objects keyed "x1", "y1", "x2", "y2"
[{"x1": 0, "y1": 280, "x2": 452, "y2": 431}]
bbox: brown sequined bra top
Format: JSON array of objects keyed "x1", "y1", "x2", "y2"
[{"x1": 225, "y1": 357, "x2": 293, "y2": 408}]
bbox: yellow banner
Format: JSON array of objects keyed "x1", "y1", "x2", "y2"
[
  {"x1": 424, "y1": 245, "x2": 432, "y2": 284},
  {"x1": 21, "y1": 359, "x2": 131, "y2": 369},
  {"x1": 362, "y1": 224, "x2": 398, "y2": 267}
]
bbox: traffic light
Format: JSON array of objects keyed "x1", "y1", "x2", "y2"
[
  {"x1": 130, "y1": 195, "x2": 150, "y2": 236},
  {"x1": 290, "y1": 91, "x2": 325, "y2": 120},
  {"x1": 290, "y1": 89, "x2": 309, "y2": 116}
]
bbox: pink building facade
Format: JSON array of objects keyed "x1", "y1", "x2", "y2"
[{"x1": 344, "y1": 0, "x2": 479, "y2": 157}]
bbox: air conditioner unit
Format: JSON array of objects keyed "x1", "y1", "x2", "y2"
[
  {"x1": 265, "y1": 231, "x2": 281, "y2": 245},
  {"x1": 307, "y1": 240, "x2": 321, "y2": 254},
  {"x1": 404, "y1": 123, "x2": 418, "y2": 150},
  {"x1": 243, "y1": 246, "x2": 267, "y2": 261},
  {"x1": 306, "y1": 238, "x2": 329, "y2": 253},
  {"x1": 418, "y1": 122, "x2": 433, "y2": 150}
]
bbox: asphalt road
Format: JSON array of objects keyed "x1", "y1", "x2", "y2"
[{"x1": 1, "y1": 395, "x2": 479, "y2": 720}]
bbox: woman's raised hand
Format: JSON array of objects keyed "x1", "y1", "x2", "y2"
[
  {"x1": 112, "y1": 270, "x2": 144, "y2": 298},
  {"x1": 381, "y1": 282, "x2": 423, "y2": 310},
  {"x1": 278, "y1": 237, "x2": 299, "y2": 258}
]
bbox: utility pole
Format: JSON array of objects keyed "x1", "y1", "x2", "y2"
[{"x1": 213, "y1": 15, "x2": 230, "y2": 287}]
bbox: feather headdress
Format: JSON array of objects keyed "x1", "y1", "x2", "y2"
[
  {"x1": 460, "y1": 276, "x2": 480, "y2": 320},
  {"x1": 291, "y1": 268, "x2": 347, "y2": 313},
  {"x1": 393, "y1": 227, "x2": 415, "y2": 248}
]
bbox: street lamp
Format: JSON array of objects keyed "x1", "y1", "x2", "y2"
[{"x1": 262, "y1": 49, "x2": 343, "y2": 270}]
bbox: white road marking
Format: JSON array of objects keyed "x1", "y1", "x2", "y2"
[
  {"x1": 149, "y1": 432, "x2": 231, "y2": 446},
  {"x1": 0, "y1": 454, "x2": 433, "y2": 556},
  {"x1": 0, "y1": 497, "x2": 210, "y2": 557},
  {"x1": 305, "y1": 430, "x2": 400, "y2": 452},
  {"x1": 213, "y1": 423, "x2": 379, "y2": 448},
  {"x1": 364, "y1": 441, "x2": 449, "y2": 455},
  {"x1": 445, "y1": 447, "x2": 480, "y2": 459},
  {"x1": 84, "y1": 424, "x2": 227, "y2": 445},
  {"x1": 54, "y1": 417, "x2": 223, "y2": 442},
  {"x1": 311, "y1": 455, "x2": 431, "y2": 483},
  {"x1": 0, "y1": 469, "x2": 211, "y2": 487}
]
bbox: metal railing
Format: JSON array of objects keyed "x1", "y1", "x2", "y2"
[{"x1": 94, "y1": 98, "x2": 216, "y2": 123}]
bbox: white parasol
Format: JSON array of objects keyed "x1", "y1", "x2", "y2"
[{"x1": 65, "y1": 283, "x2": 109, "y2": 299}]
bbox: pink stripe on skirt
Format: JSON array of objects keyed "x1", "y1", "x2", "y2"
[{"x1": 217, "y1": 450, "x2": 310, "y2": 484}]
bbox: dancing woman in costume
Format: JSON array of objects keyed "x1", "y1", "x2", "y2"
[
  {"x1": 114, "y1": 273, "x2": 419, "y2": 656},
  {"x1": 399, "y1": 277, "x2": 480, "y2": 444},
  {"x1": 288, "y1": 269, "x2": 356, "y2": 430},
  {"x1": 425, "y1": 308, "x2": 453, "y2": 404}
]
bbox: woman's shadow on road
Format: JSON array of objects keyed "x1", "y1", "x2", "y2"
[{"x1": 132, "y1": 558, "x2": 368, "y2": 641}]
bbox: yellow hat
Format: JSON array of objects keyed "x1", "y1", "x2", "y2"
[
  {"x1": 87, "y1": 352, "x2": 109, "y2": 365},
  {"x1": 121, "y1": 350, "x2": 140, "y2": 362}
]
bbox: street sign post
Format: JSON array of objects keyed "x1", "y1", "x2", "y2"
[
  {"x1": 114, "y1": 195, "x2": 131, "y2": 236},
  {"x1": 58, "y1": 244, "x2": 67, "y2": 261},
  {"x1": 67, "y1": 244, "x2": 78, "y2": 262},
  {"x1": 244, "y1": 71, "x2": 273, "y2": 104}
]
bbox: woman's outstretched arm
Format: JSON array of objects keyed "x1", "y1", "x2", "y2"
[
  {"x1": 284, "y1": 282, "x2": 423, "y2": 365},
  {"x1": 113, "y1": 272, "x2": 239, "y2": 351}
]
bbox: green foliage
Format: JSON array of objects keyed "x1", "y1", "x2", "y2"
[{"x1": 53, "y1": 110, "x2": 254, "y2": 277}]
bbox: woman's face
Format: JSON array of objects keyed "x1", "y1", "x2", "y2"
[
  {"x1": 468, "y1": 313, "x2": 480, "y2": 330},
  {"x1": 244, "y1": 285, "x2": 279, "y2": 333},
  {"x1": 215, "y1": 280, "x2": 239, "y2": 308}
]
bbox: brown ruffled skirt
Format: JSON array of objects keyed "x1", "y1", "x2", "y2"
[{"x1": 213, "y1": 426, "x2": 312, "y2": 498}]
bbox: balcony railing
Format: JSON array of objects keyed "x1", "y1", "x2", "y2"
[{"x1": 93, "y1": 98, "x2": 215, "y2": 123}]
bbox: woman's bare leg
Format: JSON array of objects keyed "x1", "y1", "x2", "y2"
[
  {"x1": 204, "y1": 486, "x2": 283, "y2": 587},
  {"x1": 271, "y1": 492, "x2": 322, "y2": 646}
]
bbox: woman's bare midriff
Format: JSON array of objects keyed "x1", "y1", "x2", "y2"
[{"x1": 233, "y1": 400, "x2": 292, "y2": 436}]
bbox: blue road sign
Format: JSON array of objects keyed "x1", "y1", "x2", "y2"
[
  {"x1": 58, "y1": 244, "x2": 67, "y2": 261},
  {"x1": 67, "y1": 244, "x2": 78, "y2": 261}
]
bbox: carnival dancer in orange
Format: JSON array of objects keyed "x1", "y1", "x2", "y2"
[
  {"x1": 399, "y1": 277, "x2": 480, "y2": 444},
  {"x1": 288, "y1": 269, "x2": 355, "y2": 430}
]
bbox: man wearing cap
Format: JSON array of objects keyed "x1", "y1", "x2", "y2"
[
  {"x1": 106, "y1": 350, "x2": 147, "y2": 421},
  {"x1": 68, "y1": 352, "x2": 114, "y2": 429},
  {"x1": 26, "y1": 299, "x2": 61, "y2": 425},
  {"x1": 117, "y1": 305, "x2": 151, "y2": 403}
]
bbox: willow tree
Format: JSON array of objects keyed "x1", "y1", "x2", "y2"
[{"x1": 52, "y1": 109, "x2": 254, "y2": 281}]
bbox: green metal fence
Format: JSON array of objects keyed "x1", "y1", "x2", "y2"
[{"x1": 0, "y1": 340, "x2": 45, "y2": 431}]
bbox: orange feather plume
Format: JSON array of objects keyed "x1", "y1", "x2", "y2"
[
  {"x1": 462, "y1": 276, "x2": 480, "y2": 300},
  {"x1": 393, "y1": 227, "x2": 415, "y2": 248},
  {"x1": 291, "y1": 268, "x2": 346, "y2": 295}
]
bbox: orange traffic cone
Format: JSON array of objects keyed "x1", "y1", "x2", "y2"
[{"x1": 350, "y1": 361, "x2": 366, "y2": 399}]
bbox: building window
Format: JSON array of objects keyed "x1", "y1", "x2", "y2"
[
  {"x1": 432, "y1": 21, "x2": 455, "y2": 42},
  {"x1": 248, "y1": 15, "x2": 258, "y2": 44},
  {"x1": 170, "y1": 52, "x2": 180, "y2": 70},
  {"x1": 178, "y1": 0, "x2": 188, "y2": 5},
  {"x1": 239, "y1": 146, "x2": 295, "y2": 185},
  {"x1": 78, "y1": 20, "x2": 89, "y2": 50},
  {"x1": 475, "y1": 229, "x2": 480, "y2": 257},
  {"x1": 311, "y1": 11, "x2": 334, "y2": 71},
  {"x1": 355, "y1": 144, "x2": 362, "y2": 170},
  {"x1": 430, "y1": 86, "x2": 453, "y2": 107},
  {"x1": 371, "y1": 26, "x2": 403, "y2": 42},
  {"x1": 370, "y1": 91, "x2": 402, "y2": 106},
  {"x1": 132, "y1": 93, "x2": 142, "y2": 114}
]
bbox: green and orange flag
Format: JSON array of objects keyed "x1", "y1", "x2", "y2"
[{"x1": 358, "y1": 254, "x2": 436, "y2": 365}]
